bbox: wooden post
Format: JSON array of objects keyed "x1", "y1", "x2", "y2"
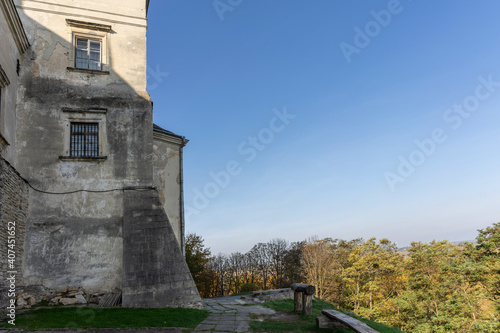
[
  {"x1": 294, "y1": 291, "x2": 303, "y2": 312},
  {"x1": 291, "y1": 283, "x2": 315, "y2": 315},
  {"x1": 291, "y1": 283, "x2": 316, "y2": 295},
  {"x1": 302, "y1": 293, "x2": 313, "y2": 315}
]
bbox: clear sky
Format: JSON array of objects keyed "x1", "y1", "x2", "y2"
[{"x1": 146, "y1": 0, "x2": 500, "y2": 254}]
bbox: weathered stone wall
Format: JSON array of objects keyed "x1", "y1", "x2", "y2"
[
  {"x1": 0, "y1": 157, "x2": 28, "y2": 310},
  {"x1": 122, "y1": 189, "x2": 202, "y2": 308},
  {"x1": 1, "y1": 1, "x2": 198, "y2": 308},
  {"x1": 23, "y1": 191, "x2": 124, "y2": 293},
  {"x1": 0, "y1": 0, "x2": 29, "y2": 166},
  {"x1": 153, "y1": 132, "x2": 185, "y2": 247},
  {"x1": 13, "y1": 0, "x2": 153, "y2": 294}
]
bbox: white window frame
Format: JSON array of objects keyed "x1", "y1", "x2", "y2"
[
  {"x1": 75, "y1": 37, "x2": 102, "y2": 70},
  {"x1": 66, "y1": 19, "x2": 111, "y2": 72}
]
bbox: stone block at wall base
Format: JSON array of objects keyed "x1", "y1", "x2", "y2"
[{"x1": 122, "y1": 189, "x2": 202, "y2": 309}]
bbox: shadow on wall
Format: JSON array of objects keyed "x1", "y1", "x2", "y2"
[{"x1": 0, "y1": 1, "x2": 201, "y2": 310}]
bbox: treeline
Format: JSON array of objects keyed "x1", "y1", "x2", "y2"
[
  {"x1": 185, "y1": 222, "x2": 500, "y2": 332},
  {"x1": 185, "y1": 237, "x2": 304, "y2": 297}
]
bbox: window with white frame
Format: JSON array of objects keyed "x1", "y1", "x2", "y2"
[
  {"x1": 66, "y1": 19, "x2": 111, "y2": 72},
  {"x1": 75, "y1": 38, "x2": 102, "y2": 70}
]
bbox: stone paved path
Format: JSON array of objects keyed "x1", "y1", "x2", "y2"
[{"x1": 193, "y1": 295, "x2": 275, "y2": 332}]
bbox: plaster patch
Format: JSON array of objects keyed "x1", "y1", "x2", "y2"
[{"x1": 39, "y1": 28, "x2": 69, "y2": 61}]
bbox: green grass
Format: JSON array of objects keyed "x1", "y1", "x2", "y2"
[
  {"x1": 252, "y1": 319, "x2": 337, "y2": 332},
  {"x1": 250, "y1": 298, "x2": 405, "y2": 333},
  {"x1": 0, "y1": 306, "x2": 209, "y2": 330}
]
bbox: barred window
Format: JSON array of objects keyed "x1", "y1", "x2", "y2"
[
  {"x1": 70, "y1": 122, "x2": 99, "y2": 157},
  {"x1": 75, "y1": 38, "x2": 101, "y2": 70}
]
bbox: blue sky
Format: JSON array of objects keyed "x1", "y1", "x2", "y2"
[{"x1": 147, "y1": 0, "x2": 500, "y2": 254}]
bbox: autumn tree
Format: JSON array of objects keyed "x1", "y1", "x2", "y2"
[
  {"x1": 207, "y1": 253, "x2": 230, "y2": 296},
  {"x1": 301, "y1": 237, "x2": 337, "y2": 302},
  {"x1": 184, "y1": 224, "x2": 500, "y2": 332},
  {"x1": 267, "y1": 238, "x2": 289, "y2": 289},
  {"x1": 283, "y1": 241, "x2": 305, "y2": 286},
  {"x1": 226, "y1": 252, "x2": 246, "y2": 294},
  {"x1": 249, "y1": 243, "x2": 272, "y2": 290}
]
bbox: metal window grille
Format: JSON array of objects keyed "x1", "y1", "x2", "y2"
[
  {"x1": 70, "y1": 122, "x2": 99, "y2": 157},
  {"x1": 75, "y1": 38, "x2": 101, "y2": 70}
]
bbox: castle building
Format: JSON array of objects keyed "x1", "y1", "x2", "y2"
[{"x1": 0, "y1": 0, "x2": 201, "y2": 308}]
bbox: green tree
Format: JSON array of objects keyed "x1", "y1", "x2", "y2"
[
  {"x1": 185, "y1": 233, "x2": 213, "y2": 297},
  {"x1": 328, "y1": 238, "x2": 363, "y2": 309},
  {"x1": 476, "y1": 222, "x2": 500, "y2": 256},
  {"x1": 395, "y1": 240, "x2": 458, "y2": 332},
  {"x1": 343, "y1": 238, "x2": 404, "y2": 321},
  {"x1": 474, "y1": 222, "x2": 500, "y2": 304},
  {"x1": 395, "y1": 239, "x2": 500, "y2": 333}
]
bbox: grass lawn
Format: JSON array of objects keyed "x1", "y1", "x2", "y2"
[
  {"x1": 250, "y1": 298, "x2": 405, "y2": 333},
  {"x1": 0, "y1": 306, "x2": 209, "y2": 330}
]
